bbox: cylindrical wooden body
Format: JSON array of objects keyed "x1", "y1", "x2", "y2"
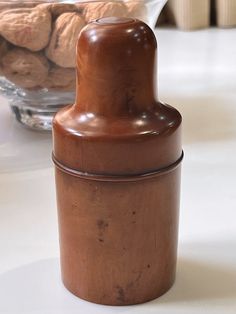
[
  {"x1": 55, "y1": 164, "x2": 181, "y2": 305},
  {"x1": 53, "y1": 17, "x2": 183, "y2": 305}
]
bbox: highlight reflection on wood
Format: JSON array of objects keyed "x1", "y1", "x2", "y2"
[{"x1": 53, "y1": 17, "x2": 183, "y2": 305}]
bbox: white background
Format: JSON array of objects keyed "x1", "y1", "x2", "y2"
[{"x1": 0, "y1": 28, "x2": 236, "y2": 313}]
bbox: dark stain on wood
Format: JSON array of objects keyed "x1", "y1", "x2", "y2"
[{"x1": 116, "y1": 286, "x2": 126, "y2": 303}]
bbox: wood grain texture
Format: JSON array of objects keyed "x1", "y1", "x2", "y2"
[{"x1": 53, "y1": 17, "x2": 183, "y2": 305}]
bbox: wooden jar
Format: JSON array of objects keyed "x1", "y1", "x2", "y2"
[{"x1": 53, "y1": 17, "x2": 183, "y2": 305}]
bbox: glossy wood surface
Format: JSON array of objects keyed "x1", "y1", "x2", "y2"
[
  {"x1": 53, "y1": 17, "x2": 183, "y2": 305},
  {"x1": 53, "y1": 17, "x2": 182, "y2": 175},
  {"x1": 55, "y1": 166, "x2": 181, "y2": 305}
]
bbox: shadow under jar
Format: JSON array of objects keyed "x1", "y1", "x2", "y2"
[
  {"x1": 0, "y1": 0, "x2": 167, "y2": 131},
  {"x1": 53, "y1": 17, "x2": 183, "y2": 305}
]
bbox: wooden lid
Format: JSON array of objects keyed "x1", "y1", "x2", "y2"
[{"x1": 53, "y1": 18, "x2": 182, "y2": 176}]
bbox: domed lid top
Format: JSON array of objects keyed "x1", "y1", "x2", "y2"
[{"x1": 75, "y1": 17, "x2": 157, "y2": 116}]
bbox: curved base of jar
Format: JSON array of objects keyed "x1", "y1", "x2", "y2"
[
  {"x1": 9, "y1": 93, "x2": 75, "y2": 131},
  {"x1": 10, "y1": 104, "x2": 56, "y2": 131},
  {"x1": 0, "y1": 77, "x2": 75, "y2": 131},
  {"x1": 62, "y1": 276, "x2": 175, "y2": 306}
]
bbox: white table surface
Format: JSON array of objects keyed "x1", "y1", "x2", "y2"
[{"x1": 0, "y1": 28, "x2": 236, "y2": 314}]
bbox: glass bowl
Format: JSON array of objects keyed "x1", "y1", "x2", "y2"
[{"x1": 0, "y1": 0, "x2": 167, "y2": 131}]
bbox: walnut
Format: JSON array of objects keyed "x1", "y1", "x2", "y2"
[
  {"x1": 0, "y1": 36, "x2": 8, "y2": 58},
  {"x1": 124, "y1": 0, "x2": 148, "y2": 22},
  {"x1": 1, "y1": 48, "x2": 49, "y2": 89},
  {"x1": 39, "y1": 2, "x2": 83, "y2": 20},
  {"x1": 0, "y1": 36, "x2": 8, "y2": 75},
  {"x1": 42, "y1": 66, "x2": 76, "y2": 92},
  {"x1": 46, "y1": 12, "x2": 85, "y2": 68},
  {"x1": 0, "y1": 6, "x2": 52, "y2": 52},
  {"x1": 81, "y1": 1, "x2": 128, "y2": 22},
  {"x1": 0, "y1": 1, "x2": 44, "y2": 12}
]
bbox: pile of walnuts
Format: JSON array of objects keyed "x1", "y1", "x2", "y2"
[{"x1": 0, "y1": 0, "x2": 147, "y2": 91}]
